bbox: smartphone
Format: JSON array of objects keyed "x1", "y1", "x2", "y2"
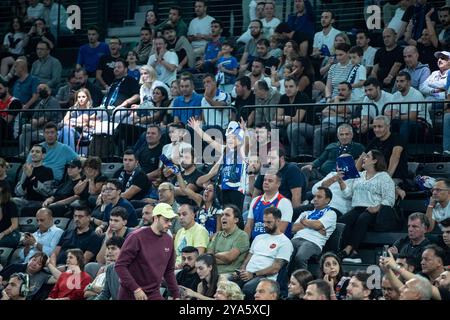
[{"x1": 382, "y1": 245, "x2": 389, "y2": 258}]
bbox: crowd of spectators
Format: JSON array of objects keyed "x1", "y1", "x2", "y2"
[{"x1": 0, "y1": 0, "x2": 449, "y2": 301}]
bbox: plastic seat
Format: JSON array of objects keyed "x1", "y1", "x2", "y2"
[
  {"x1": 0, "y1": 247, "x2": 13, "y2": 266},
  {"x1": 54, "y1": 218, "x2": 71, "y2": 230},
  {"x1": 19, "y1": 217, "x2": 38, "y2": 233}
]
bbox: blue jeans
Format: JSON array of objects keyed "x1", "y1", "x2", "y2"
[
  {"x1": 444, "y1": 113, "x2": 450, "y2": 152},
  {"x1": 59, "y1": 126, "x2": 79, "y2": 151}
]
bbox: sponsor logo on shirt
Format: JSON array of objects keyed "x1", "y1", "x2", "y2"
[{"x1": 269, "y1": 243, "x2": 277, "y2": 249}]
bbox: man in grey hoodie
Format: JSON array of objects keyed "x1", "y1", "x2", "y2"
[{"x1": 401, "y1": 46, "x2": 431, "y2": 90}]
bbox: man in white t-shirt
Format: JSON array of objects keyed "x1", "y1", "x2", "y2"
[
  {"x1": 201, "y1": 74, "x2": 231, "y2": 128},
  {"x1": 311, "y1": 10, "x2": 341, "y2": 59},
  {"x1": 387, "y1": 0, "x2": 410, "y2": 34},
  {"x1": 291, "y1": 187, "x2": 337, "y2": 270},
  {"x1": 356, "y1": 30, "x2": 378, "y2": 76},
  {"x1": 390, "y1": 71, "x2": 431, "y2": 137},
  {"x1": 187, "y1": 0, "x2": 215, "y2": 55},
  {"x1": 234, "y1": 206, "x2": 293, "y2": 300},
  {"x1": 245, "y1": 173, "x2": 293, "y2": 240},
  {"x1": 359, "y1": 77, "x2": 393, "y2": 134},
  {"x1": 147, "y1": 37, "x2": 179, "y2": 85}
]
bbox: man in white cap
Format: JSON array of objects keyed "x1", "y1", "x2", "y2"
[
  {"x1": 420, "y1": 51, "x2": 450, "y2": 101},
  {"x1": 115, "y1": 203, "x2": 180, "y2": 300}
]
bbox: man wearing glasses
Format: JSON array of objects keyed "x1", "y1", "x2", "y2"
[
  {"x1": 426, "y1": 178, "x2": 450, "y2": 232},
  {"x1": 96, "y1": 179, "x2": 138, "y2": 236}
]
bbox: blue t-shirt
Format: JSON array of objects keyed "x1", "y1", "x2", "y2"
[
  {"x1": 12, "y1": 74, "x2": 40, "y2": 106},
  {"x1": 128, "y1": 68, "x2": 140, "y2": 81},
  {"x1": 204, "y1": 37, "x2": 225, "y2": 61},
  {"x1": 103, "y1": 198, "x2": 138, "y2": 227},
  {"x1": 77, "y1": 42, "x2": 110, "y2": 74},
  {"x1": 216, "y1": 56, "x2": 238, "y2": 85},
  {"x1": 27, "y1": 141, "x2": 78, "y2": 182},
  {"x1": 172, "y1": 92, "x2": 203, "y2": 124}
]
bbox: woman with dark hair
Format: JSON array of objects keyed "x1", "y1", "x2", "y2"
[
  {"x1": 0, "y1": 158, "x2": 11, "y2": 190},
  {"x1": 276, "y1": 40, "x2": 300, "y2": 78},
  {"x1": 143, "y1": 9, "x2": 158, "y2": 36},
  {"x1": 292, "y1": 56, "x2": 314, "y2": 99},
  {"x1": 338, "y1": 150, "x2": 397, "y2": 263},
  {"x1": 47, "y1": 248, "x2": 92, "y2": 300},
  {"x1": 181, "y1": 254, "x2": 220, "y2": 300},
  {"x1": 1, "y1": 17, "x2": 28, "y2": 77},
  {"x1": 286, "y1": 269, "x2": 314, "y2": 300},
  {"x1": 319, "y1": 252, "x2": 350, "y2": 300},
  {"x1": 0, "y1": 182, "x2": 20, "y2": 248}
]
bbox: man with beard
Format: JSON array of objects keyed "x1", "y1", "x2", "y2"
[
  {"x1": 133, "y1": 27, "x2": 153, "y2": 65},
  {"x1": 345, "y1": 271, "x2": 373, "y2": 300},
  {"x1": 175, "y1": 246, "x2": 201, "y2": 292},
  {"x1": 101, "y1": 58, "x2": 140, "y2": 110},
  {"x1": 234, "y1": 207, "x2": 293, "y2": 300},
  {"x1": 391, "y1": 71, "x2": 431, "y2": 138},
  {"x1": 426, "y1": 179, "x2": 450, "y2": 232},
  {"x1": 74, "y1": 68, "x2": 103, "y2": 106},
  {"x1": 51, "y1": 206, "x2": 102, "y2": 264},
  {"x1": 287, "y1": 0, "x2": 315, "y2": 39},
  {"x1": 187, "y1": 1, "x2": 215, "y2": 56},
  {"x1": 171, "y1": 147, "x2": 203, "y2": 206},
  {"x1": 208, "y1": 205, "x2": 249, "y2": 275},
  {"x1": 311, "y1": 11, "x2": 341, "y2": 59},
  {"x1": 162, "y1": 24, "x2": 194, "y2": 71},
  {"x1": 437, "y1": 6, "x2": 450, "y2": 50},
  {"x1": 96, "y1": 37, "x2": 123, "y2": 90},
  {"x1": 155, "y1": 6, "x2": 188, "y2": 38},
  {"x1": 136, "y1": 125, "x2": 163, "y2": 181},
  {"x1": 239, "y1": 20, "x2": 264, "y2": 72},
  {"x1": 420, "y1": 51, "x2": 450, "y2": 101},
  {"x1": 115, "y1": 203, "x2": 180, "y2": 300},
  {"x1": 113, "y1": 149, "x2": 150, "y2": 201},
  {"x1": 174, "y1": 204, "x2": 209, "y2": 267}
]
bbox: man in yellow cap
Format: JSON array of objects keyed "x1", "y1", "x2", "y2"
[{"x1": 115, "y1": 203, "x2": 180, "y2": 300}]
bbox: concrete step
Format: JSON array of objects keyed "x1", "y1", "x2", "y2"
[
  {"x1": 138, "y1": 5, "x2": 153, "y2": 13},
  {"x1": 134, "y1": 12, "x2": 146, "y2": 25},
  {"x1": 107, "y1": 26, "x2": 141, "y2": 37},
  {"x1": 124, "y1": 20, "x2": 137, "y2": 27}
]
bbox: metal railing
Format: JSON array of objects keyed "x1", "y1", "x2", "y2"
[{"x1": 1, "y1": 102, "x2": 447, "y2": 162}]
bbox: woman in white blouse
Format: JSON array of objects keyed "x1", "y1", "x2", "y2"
[{"x1": 337, "y1": 149, "x2": 397, "y2": 263}]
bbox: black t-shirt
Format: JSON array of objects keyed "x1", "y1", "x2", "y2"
[
  {"x1": 0, "y1": 201, "x2": 18, "y2": 233},
  {"x1": 104, "y1": 76, "x2": 140, "y2": 108},
  {"x1": 234, "y1": 92, "x2": 256, "y2": 121},
  {"x1": 137, "y1": 143, "x2": 163, "y2": 174},
  {"x1": 279, "y1": 91, "x2": 313, "y2": 123},
  {"x1": 261, "y1": 56, "x2": 280, "y2": 76},
  {"x1": 97, "y1": 55, "x2": 123, "y2": 86},
  {"x1": 292, "y1": 31, "x2": 312, "y2": 56},
  {"x1": 85, "y1": 81, "x2": 104, "y2": 107},
  {"x1": 366, "y1": 133, "x2": 408, "y2": 181},
  {"x1": 168, "y1": 40, "x2": 187, "y2": 65},
  {"x1": 56, "y1": 227, "x2": 102, "y2": 265},
  {"x1": 255, "y1": 162, "x2": 306, "y2": 201},
  {"x1": 417, "y1": 43, "x2": 439, "y2": 72},
  {"x1": 114, "y1": 169, "x2": 150, "y2": 201},
  {"x1": 21, "y1": 165, "x2": 54, "y2": 201},
  {"x1": 392, "y1": 236, "x2": 431, "y2": 270},
  {"x1": 373, "y1": 46, "x2": 404, "y2": 89},
  {"x1": 402, "y1": 4, "x2": 439, "y2": 40},
  {"x1": 53, "y1": 177, "x2": 88, "y2": 201},
  {"x1": 439, "y1": 287, "x2": 450, "y2": 301},
  {"x1": 172, "y1": 167, "x2": 203, "y2": 205},
  {"x1": 176, "y1": 269, "x2": 201, "y2": 292}
]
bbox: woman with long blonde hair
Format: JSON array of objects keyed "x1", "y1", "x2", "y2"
[{"x1": 59, "y1": 88, "x2": 100, "y2": 152}]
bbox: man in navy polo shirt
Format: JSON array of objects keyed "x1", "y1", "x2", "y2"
[{"x1": 173, "y1": 77, "x2": 203, "y2": 125}]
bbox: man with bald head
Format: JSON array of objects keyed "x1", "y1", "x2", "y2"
[
  {"x1": 18, "y1": 207, "x2": 63, "y2": 263},
  {"x1": 371, "y1": 28, "x2": 404, "y2": 91},
  {"x1": 401, "y1": 46, "x2": 430, "y2": 90},
  {"x1": 12, "y1": 58, "x2": 40, "y2": 110}
]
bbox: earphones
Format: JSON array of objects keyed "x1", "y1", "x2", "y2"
[{"x1": 16, "y1": 273, "x2": 30, "y2": 298}]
